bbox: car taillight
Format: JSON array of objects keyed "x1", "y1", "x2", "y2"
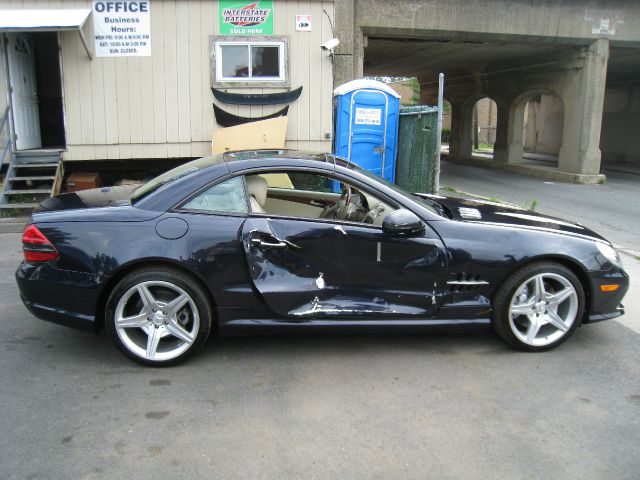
[{"x1": 22, "y1": 225, "x2": 59, "y2": 262}]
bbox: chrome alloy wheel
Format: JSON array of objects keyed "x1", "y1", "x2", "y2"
[
  {"x1": 508, "y1": 273, "x2": 579, "y2": 347},
  {"x1": 114, "y1": 281, "x2": 200, "y2": 362}
]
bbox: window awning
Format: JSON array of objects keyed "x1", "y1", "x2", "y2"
[{"x1": 0, "y1": 9, "x2": 93, "y2": 59}]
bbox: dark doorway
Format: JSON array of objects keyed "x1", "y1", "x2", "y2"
[{"x1": 33, "y1": 32, "x2": 65, "y2": 148}]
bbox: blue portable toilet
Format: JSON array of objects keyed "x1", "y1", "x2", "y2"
[{"x1": 333, "y1": 79, "x2": 401, "y2": 182}]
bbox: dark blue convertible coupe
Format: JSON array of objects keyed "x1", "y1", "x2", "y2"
[{"x1": 16, "y1": 150, "x2": 629, "y2": 366}]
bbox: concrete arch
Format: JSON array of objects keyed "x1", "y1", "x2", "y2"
[
  {"x1": 501, "y1": 88, "x2": 565, "y2": 164},
  {"x1": 511, "y1": 88, "x2": 563, "y2": 109},
  {"x1": 452, "y1": 93, "x2": 502, "y2": 159}
]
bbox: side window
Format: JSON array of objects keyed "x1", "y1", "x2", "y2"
[
  {"x1": 181, "y1": 177, "x2": 248, "y2": 213},
  {"x1": 287, "y1": 172, "x2": 335, "y2": 193},
  {"x1": 246, "y1": 171, "x2": 397, "y2": 226}
]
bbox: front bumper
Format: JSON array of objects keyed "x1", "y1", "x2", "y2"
[
  {"x1": 585, "y1": 304, "x2": 625, "y2": 324},
  {"x1": 584, "y1": 265, "x2": 629, "y2": 324}
]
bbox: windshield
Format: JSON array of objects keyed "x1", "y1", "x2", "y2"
[
  {"x1": 346, "y1": 162, "x2": 442, "y2": 216},
  {"x1": 131, "y1": 155, "x2": 225, "y2": 202}
]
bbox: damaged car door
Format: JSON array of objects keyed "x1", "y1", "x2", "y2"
[{"x1": 241, "y1": 214, "x2": 447, "y2": 320}]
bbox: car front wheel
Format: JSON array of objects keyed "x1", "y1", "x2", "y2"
[
  {"x1": 105, "y1": 266, "x2": 212, "y2": 366},
  {"x1": 493, "y1": 261, "x2": 585, "y2": 351}
]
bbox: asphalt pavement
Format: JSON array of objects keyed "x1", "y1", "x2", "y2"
[
  {"x1": 1, "y1": 221, "x2": 639, "y2": 479},
  {"x1": 1, "y1": 160, "x2": 639, "y2": 479}
]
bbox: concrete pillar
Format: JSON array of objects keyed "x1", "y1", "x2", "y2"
[
  {"x1": 333, "y1": 0, "x2": 358, "y2": 87},
  {"x1": 352, "y1": 29, "x2": 365, "y2": 79},
  {"x1": 449, "y1": 100, "x2": 473, "y2": 159},
  {"x1": 558, "y1": 39, "x2": 610, "y2": 175},
  {"x1": 495, "y1": 101, "x2": 524, "y2": 164},
  {"x1": 419, "y1": 80, "x2": 438, "y2": 105}
]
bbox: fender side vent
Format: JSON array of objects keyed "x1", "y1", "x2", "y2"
[
  {"x1": 458, "y1": 207, "x2": 482, "y2": 220},
  {"x1": 446, "y1": 273, "x2": 489, "y2": 293}
]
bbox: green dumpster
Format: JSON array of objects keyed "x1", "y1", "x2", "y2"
[{"x1": 395, "y1": 105, "x2": 439, "y2": 194}]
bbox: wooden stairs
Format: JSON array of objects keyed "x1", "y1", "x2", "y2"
[
  {"x1": 1, "y1": 150, "x2": 64, "y2": 215},
  {"x1": 1, "y1": 108, "x2": 64, "y2": 215}
]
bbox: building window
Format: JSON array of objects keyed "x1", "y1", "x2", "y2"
[{"x1": 212, "y1": 37, "x2": 288, "y2": 86}]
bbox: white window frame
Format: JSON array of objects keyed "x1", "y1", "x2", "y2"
[{"x1": 212, "y1": 37, "x2": 288, "y2": 86}]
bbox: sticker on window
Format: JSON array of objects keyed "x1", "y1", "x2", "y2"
[{"x1": 355, "y1": 108, "x2": 382, "y2": 125}]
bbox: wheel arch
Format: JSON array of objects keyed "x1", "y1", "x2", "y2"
[
  {"x1": 94, "y1": 258, "x2": 218, "y2": 332},
  {"x1": 495, "y1": 254, "x2": 592, "y2": 318}
]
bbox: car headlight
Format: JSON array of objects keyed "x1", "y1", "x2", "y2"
[{"x1": 596, "y1": 241, "x2": 622, "y2": 266}]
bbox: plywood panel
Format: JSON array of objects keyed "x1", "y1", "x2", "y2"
[{"x1": 211, "y1": 116, "x2": 288, "y2": 154}]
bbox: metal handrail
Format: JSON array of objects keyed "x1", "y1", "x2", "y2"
[
  {"x1": 1, "y1": 106, "x2": 11, "y2": 167},
  {"x1": 0, "y1": 106, "x2": 8, "y2": 133},
  {"x1": 1, "y1": 106, "x2": 15, "y2": 206}
]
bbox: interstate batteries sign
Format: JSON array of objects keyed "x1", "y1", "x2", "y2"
[
  {"x1": 219, "y1": 0, "x2": 274, "y2": 35},
  {"x1": 93, "y1": 1, "x2": 151, "y2": 57}
]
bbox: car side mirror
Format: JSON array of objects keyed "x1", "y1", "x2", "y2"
[{"x1": 382, "y1": 209, "x2": 425, "y2": 236}]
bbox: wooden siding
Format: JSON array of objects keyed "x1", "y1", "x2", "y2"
[{"x1": 0, "y1": 0, "x2": 335, "y2": 161}]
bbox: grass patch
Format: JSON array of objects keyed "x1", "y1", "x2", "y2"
[{"x1": 1, "y1": 209, "x2": 26, "y2": 218}]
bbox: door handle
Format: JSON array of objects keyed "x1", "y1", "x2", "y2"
[
  {"x1": 251, "y1": 238, "x2": 288, "y2": 248},
  {"x1": 309, "y1": 200, "x2": 324, "y2": 207}
]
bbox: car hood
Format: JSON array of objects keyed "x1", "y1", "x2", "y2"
[
  {"x1": 34, "y1": 184, "x2": 141, "y2": 212},
  {"x1": 417, "y1": 194, "x2": 607, "y2": 242}
]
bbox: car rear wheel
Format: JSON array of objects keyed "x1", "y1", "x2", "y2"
[
  {"x1": 493, "y1": 261, "x2": 585, "y2": 351},
  {"x1": 105, "y1": 267, "x2": 212, "y2": 366}
]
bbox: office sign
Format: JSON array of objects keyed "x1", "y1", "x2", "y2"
[
  {"x1": 93, "y1": 1, "x2": 151, "y2": 57},
  {"x1": 219, "y1": 0, "x2": 274, "y2": 35}
]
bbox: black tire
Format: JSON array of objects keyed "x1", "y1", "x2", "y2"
[
  {"x1": 492, "y1": 261, "x2": 585, "y2": 351},
  {"x1": 105, "y1": 266, "x2": 212, "y2": 367}
]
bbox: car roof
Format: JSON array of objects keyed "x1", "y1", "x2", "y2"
[
  {"x1": 222, "y1": 149, "x2": 332, "y2": 163},
  {"x1": 182, "y1": 150, "x2": 349, "y2": 173}
]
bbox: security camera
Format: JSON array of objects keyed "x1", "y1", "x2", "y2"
[{"x1": 321, "y1": 38, "x2": 340, "y2": 52}]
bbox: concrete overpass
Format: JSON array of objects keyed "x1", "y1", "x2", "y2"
[{"x1": 335, "y1": 0, "x2": 640, "y2": 183}]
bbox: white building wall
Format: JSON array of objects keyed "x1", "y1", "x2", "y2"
[{"x1": 0, "y1": 0, "x2": 335, "y2": 162}]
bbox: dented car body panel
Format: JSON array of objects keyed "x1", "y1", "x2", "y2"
[
  {"x1": 16, "y1": 150, "x2": 628, "y2": 336},
  {"x1": 241, "y1": 217, "x2": 447, "y2": 318}
]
